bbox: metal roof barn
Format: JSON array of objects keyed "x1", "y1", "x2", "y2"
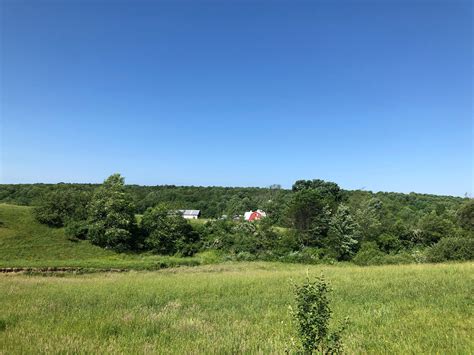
[{"x1": 178, "y1": 210, "x2": 201, "y2": 219}]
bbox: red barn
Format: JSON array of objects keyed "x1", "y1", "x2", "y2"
[{"x1": 244, "y1": 209, "x2": 267, "y2": 221}]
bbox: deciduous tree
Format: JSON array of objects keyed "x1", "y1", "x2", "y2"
[{"x1": 87, "y1": 174, "x2": 137, "y2": 251}]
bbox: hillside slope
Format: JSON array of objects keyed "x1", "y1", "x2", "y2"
[{"x1": 0, "y1": 204, "x2": 200, "y2": 269}]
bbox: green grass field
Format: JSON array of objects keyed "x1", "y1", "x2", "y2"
[{"x1": 1, "y1": 262, "x2": 472, "y2": 354}]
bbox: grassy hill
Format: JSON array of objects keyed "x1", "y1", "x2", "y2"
[
  {"x1": 1, "y1": 262, "x2": 472, "y2": 353},
  {"x1": 0, "y1": 204, "x2": 202, "y2": 269}
]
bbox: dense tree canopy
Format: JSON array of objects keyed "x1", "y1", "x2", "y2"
[
  {"x1": 1, "y1": 177, "x2": 471, "y2": 264},
  {"x1": 33, "y1": 187, "x2": 90, "y2": 227},
  {"x1": 87, "y1": 174, "x2": 137, "y2": 251},
  {"x1": 458, "y1": 199, "x2": 474, "y2": 231},
  {"x1": 141, "y1": 205, "x2": 200, "y2": 256}
]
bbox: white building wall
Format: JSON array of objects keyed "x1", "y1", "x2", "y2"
[{"x1": 183, "y1": 215, "x2": 198, "y2": 219}]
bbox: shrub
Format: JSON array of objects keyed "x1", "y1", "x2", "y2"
[
  {"x1": 195, "y1": 250, "x2": 222, "y2": 264},
  {"x1": 65, "y1": 220, "x2": 89, "y2": 240},
  {"x1": 291, "y1": 275, "x2": 346, "y2": 354},
  {"x1": 377, "y1": 233, "x2": 402, "y2": 253},
  {"x1": 353, "y1": 243, "x2": 421, "y2": 266},
  {"x1": 426, "y1": 237, "x2": 474, "y2": 262},
  {"x1": 352, "y1": 242, "x2": 385, "y2": 266}
]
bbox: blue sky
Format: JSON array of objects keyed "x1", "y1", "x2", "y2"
[{"x1": 1, "y1": 0, "x2": 472, "y2": 196}]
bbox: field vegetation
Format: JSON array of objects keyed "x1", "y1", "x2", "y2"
[{"x1": 1, "y1": 262, "x2": 472, "y2": 354}]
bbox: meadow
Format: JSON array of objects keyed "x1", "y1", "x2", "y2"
[{"x1": 1, "y1": 262, "x2": 473, "y2": 354}]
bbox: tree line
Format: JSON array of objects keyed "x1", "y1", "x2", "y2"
[{"x1": 0, "y1": 174, "x2": 472, "y2": 264}]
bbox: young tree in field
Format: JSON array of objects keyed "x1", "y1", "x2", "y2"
[
  {"x1": 328, "y1": 204, "x2": 360, "y2": 260},
  {"x1": 141, "y1": 205, "x2": 200, "y2": 256},
  {"x1": 291, "y1": 275, "x2": 346, "y2": 354},
  {"x1": 87, "y1": 174, "x2": 137, "y2": 251}
]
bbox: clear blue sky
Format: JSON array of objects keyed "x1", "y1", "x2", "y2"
[{"x1": 1, "y1": 0, "x2": 472, "y2": 196}]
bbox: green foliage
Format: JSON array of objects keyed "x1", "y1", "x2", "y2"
[
  {"x1": 352, "y1": 242, "x2": 420, "y2": 266},
  {"x1": 141, "y1": 205, "x2": 200, "y2": 256},
  {"x1": 65, "y1": 220, "x2": 89, "y2": 240},
  {"x1": 1, "y1": 177, "x2": 471, "y2": 264},
  {"x1": 0, "y1": 183, "x2": 292, "y2": 219},
  {"x1": 87, "y1": 174, "x2": 137, "y2": 251},
  {"x1": 33, "y1": 188, "x2": 90, "y2": 227},
  {"x1": 286, "y1": 189, "x2": 331, "y2": 247},
  {"x1": 292, "y1": 275, "x2": 346, "y2": 354},
  {"x1": 0, "y1": 204, "x2": 209, "y2": 269},
  {"x1": 457, "y1": 199, "x2": 474, "y2": 231},
  {"x1": 418, "y1": 211, "x2": 458, "y2": 245},
  {"x1": 353, "y1": 198, "x2": 383, "y2": 242},
  {"x1": 352, "y1": 242, "x2": 385, "y2": 266},
  {"x1": 292, "y1": 179, "x2": 342, "y2": 203},
  {"x1": 426, "y1": 237, "x2": 474, "y2": 262},
  {"x1": 377, "y1": 233, "x2": 402, "y2": 253},
  {"x1": 327, "y1": 204, "x2": 360, "y2": 260}
]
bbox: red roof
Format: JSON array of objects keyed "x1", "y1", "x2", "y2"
[{"x1": 248, "y1": 211, "x2": 263, "y2": 221}]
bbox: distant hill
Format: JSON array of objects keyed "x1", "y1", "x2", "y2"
[{"x1": 0, "y1": 183, "x2": 466, "y2": 221}]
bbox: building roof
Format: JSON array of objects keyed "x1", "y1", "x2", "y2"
[
  {"x1": 244, "y1": 210, "x2": 266, "y2": 221},
  {"x1": 178, "y1": 209, "x2": 201, "y2": 216}
]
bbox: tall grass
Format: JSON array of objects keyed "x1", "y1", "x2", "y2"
[{"x1": 1, "y1": 262, "x2": 472, "y2": 354}]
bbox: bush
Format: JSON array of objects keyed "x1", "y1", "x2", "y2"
[
  {"x1": 195, "y1": 250, "x2": 222, "y2": 264},
  {"x1": 352, "y1": 242, "x2": 385, "y2": 266},
  {"x1": 377, "y1": 233, "x2": 402, "y2": 253},
  {"x1": 426, "y1": 237, "x2": 474, "y2": 262},
  {"x1": 65, "y1": 220, "x2": 89, "y2": 240},
  {"x1": 291, "y1": 275, "x2": 346, "y2": 354},
  {"x1": 353, "y1": 242, "x2": 420, "y2": 266}
]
